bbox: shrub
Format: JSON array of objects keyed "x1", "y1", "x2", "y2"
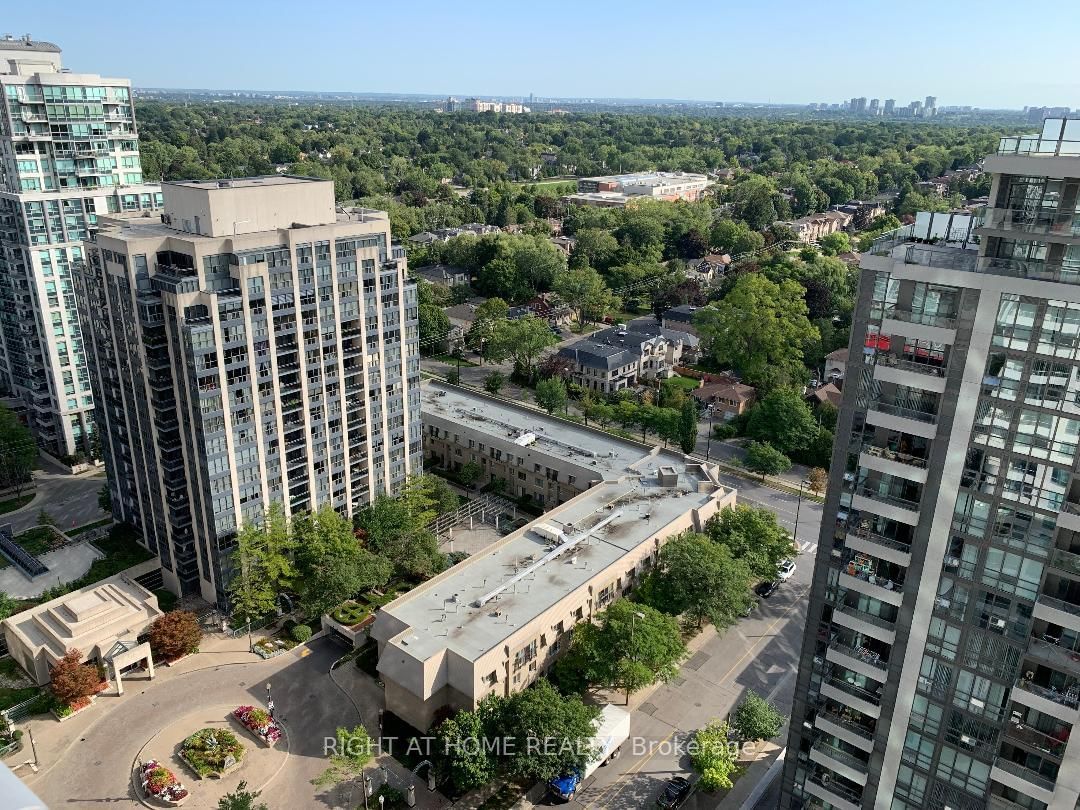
[
  {"x1": 181, "y1": 728, "x2": 245, "y2": 777},
  {"x1": 246, "y1": 708, "x2": 271, "y2": 728},
  {"x1": 149, "y1": 611, "x2": 201, "y2": 660},
  {"x1": 291, "y1": 624, "x2": 312, "y2": 642},
  {"x1": 374, "y1": 784, "x2": 406, "y2": 809}
]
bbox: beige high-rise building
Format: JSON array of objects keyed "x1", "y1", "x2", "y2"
[
  {"x1": 75, "y1": 176, "x2": 421, "y2": 603},
  {"x1": 0, "y1": 35, "x2": 163, "y2": 458}
]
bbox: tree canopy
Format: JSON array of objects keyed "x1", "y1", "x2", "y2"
[{"x1": 706, "y1": 504, "x2": 795, "y2": 581}]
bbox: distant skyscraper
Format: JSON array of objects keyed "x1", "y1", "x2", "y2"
[
  {"x1": 925, "y1": 95, "x2": 937, "y2": 109},
  {"x1": 884, "y1": 99, "x2": 896, "y2": 115},
  {"x1": 445, "y1": 96, "x2": 460, "y2": 112},
  {"x1": 852, "y1": 97, "x2": 868, "y2": 114},
  {"x1": 869, "y1": 98, "x2": 880, "y2": 115},
  {"x1": 76, "y1": 177, "x2": 421, "y2": 603},
  {"x1": 0, "y1": 36, "x2": 163, "y2": 457},
  {"x1": 782, "y1": 117, "x2": 1080, "y2": 809}
]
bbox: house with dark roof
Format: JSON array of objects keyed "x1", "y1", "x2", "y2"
[
  {"x1": 689, "y1": 253, "x2": 732, "y2": 283},
  {"x1": 557, "y1": 322, "x2": 700, "y2": 393},
  {"x1": 660, "y1": 304, "x2": 702, "y2": 336},
  {"x1": 412, "y1": 264, "x2": 470, "y2": 288},
  {"x1": 693, "y1": 380, "x2": 757, "y2": 420}
]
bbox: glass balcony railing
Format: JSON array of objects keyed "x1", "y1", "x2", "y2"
[
  {"x1": 829, "y1": 639, "x2": 889, "y2": 672},
  {"x1": 851, "y1": 484, "x2": 921, "y2": 513},
  {"x1": 811, "y1": 741, "x2": 870, "y2": 774},
  {"x1": 871, "y1": 352, "x2": 949, "y2": 378},
  {"x1": 998, "y1": 119, "x2": 1080, "y2": 157},
  {"x1": 992, "y1": 757, "x2": 1057, "y2": 793},
  {"x1": 865, "y1": 399, "x2": 938, "y2": 424},
  {"x1": 903, "y1": 244, "x2": 979, "y2": 271},
  {"x1": 824, "y1": 677, "x2": 882, "y2": 708},
  {"x1": 1014, "y1": 676, "x2": 1080, "y2": 710},
  {"x1": 858, "y1": 444, "x2": 928, "y2": 470},
  {"x1": 979, "y1": 256, "x2": 1080, "y2": 284},
  {"x1": 807, "y1": 774, "x2": 863, "y2": 806},
  {"x1": 1003, "y1": 719, "x2": 1068, "y2": 759},
  {"x1": 1050, "y1": 547, "x2": 1080, "y2": 576},
  {"x1": 816, "y1": 709, "x2": 876, "y2": 743},
  {"x1": 876, "y1": 305, "x2": 958, "y2": 329},
  {"x1": 1037, "y1": 593, "x2": 1080, "y2": 619},
  {"x1": 982, "y1": 205, "x2": 1080, "y2": 237}
]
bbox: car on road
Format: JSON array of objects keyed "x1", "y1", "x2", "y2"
[
  {"x1": 778, "y1": 559, "x2": 796, "y2": 581},
  {"x1": 755, "y1": 580, "x2": 780, "y2": 599},
  {"x1": 656, "y1": 776, "x2": 692, "y2": 808}
]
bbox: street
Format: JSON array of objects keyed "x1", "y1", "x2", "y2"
[{"x1": 565, "y1": 491, "x2": 820, "y2": 810}]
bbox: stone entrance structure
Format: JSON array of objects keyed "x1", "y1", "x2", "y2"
[{"x1": 103, "y1": 639, "x2": 154, "y2": 696}]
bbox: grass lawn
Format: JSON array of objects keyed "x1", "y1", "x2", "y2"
[
  {"x1": 0, "y1": 686, "x2": 40, "y2": 711},
  {"x1": 0, "y1": 494, "x2": 33, "y2": 516},
  {"x1": 665, "y1": 375, "x2": 702, "y2": 392},
  {"x1": 13, "y1": 526, "x2": 62, "y2": 556},
  {"x1": 429, "y1": 353, "x2": 478, "y2": 366}
]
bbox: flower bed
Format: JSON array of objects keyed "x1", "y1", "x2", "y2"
[
  {"x1": 233, "y1": 705, "x2": 283, "y2": 746},
  {"x1": 252, "y1": 634, "x2": 297, "y2": 659},
  {"x1": 179, "y1": 728, "x2": 244, "y2": 779},
  {"x1": 139, "y1": 760, "x2": 189, "y2": 805},
  {"x1": 331, "y1": 600, "x2": 371, "y2": 626}
]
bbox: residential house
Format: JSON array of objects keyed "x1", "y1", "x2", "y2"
[
  {"x1": 557, "y1": 323, "x2": 699, "y2": 393},
  {"x1": 689, "y1": 253, "x2": 732, "y2": 282},
  {"x1": 413, "y1": 264, "x2": 470, "y2": 288},
  {"x1": 692, "y1": 380, "x2": 757, "y2": 421},
  {"x1": 660, "y1": 304, "x2": 702, "y2": 336},
  {"x1": 824, "y1": 347, "x2": 849, "y2": 379},
  {"x1": 811, "y1": 381, "x2": 843, "y2": 409}
]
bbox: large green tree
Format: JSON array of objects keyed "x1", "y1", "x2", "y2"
[
  {"x1": 485, "y1": 317, "x2": 559, "y2": 379},
  {"x1": 354, "y1": 477, "x2": 446, "y2": 578},
  {"x1": 534, "y1": 377, "x2": 568, "y2": 414},
  {"x1": 693, "y1": 274, "x2": 819, "y2": 390},
  {"x1": 730, "y1": 690, "x2": 785, "y2": 742},
  {"x1": 499, "y1": 680, "x2": 601, "y2": 781},
  {"x1": 0, "y1": 405, "x2": 36, "y2": 495},
  {"x1": 228, "y1": 503, "x2": 295, "y2": 624},
  {"x1": 706, "y1": 504, "x2": 795, "y2": 581},
  {"x1": 433, "y1": 699, "x2": 501, "y2": 791},
  {"x1": 745, "y1": 388, "x2": 818, "y2": 455},
  {"x1": 641, "y1": 532, "x2": 753, "y2": 629},
  {"x1": 553, "y1": 267, "x2": 618, "y2": 329}
]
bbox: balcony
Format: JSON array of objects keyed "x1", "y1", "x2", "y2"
[
  {"x1": 809, "y1": 741, "x2": 868, "y2": 786},
  {"x1": 1003, "y1": 718, "x2": 1068, "y2": 760},
  {"x1": 849, "y1": 485, "x2": 921, "y2": 527},
  {"x1": 858, "y1": 443, "x2": 928, "y2": 485},
  {"x1": 1025, "y1": 636, "x2": 1080, "y2": 676},
  {"x1": 826, "y1": 639, "x2": 889, "y2": 682},
  {"x1": 997, "y1": 119, "x2": 1080, "y2": 157},
  {"x1": 1050, "y1": 547, "x2": 1080, "y2": 578},
  {"x1": 1057, "y1": 502, "x2": 1080, "y2": 533},
  {"x1": 814, "y1": 710, "x2": 875, "y2": 754},
  {"x1": 845, "y1": 526, "x2": 912, "y2": 567},
  {"x1": 1034, "y1": 594, "x2": 1080, "y2": 635},
  {"x1": 1012, "y1": 678, "x2": 1080, "y2": 724},
  {"x1": 838, "y1": 564, "x2": 904, "y2": 607},
  {"x1": 871, "y1": 352, "x2": 949, "y2": 394},
  {"x1": 979, "y1": 255, "x2": 1080, "y2": 285},
  {"x1": 990, "y1": 758, "x2": 1055, "y2": 804},
  {"x1": 804, "y1": 774, "x2": 862, "y2": 810},
  {"x1": 863, "y1": 399, "x2": 939, "y2": 440},
  {"x1": 981, "y1": 205, "x2": 1080, "y2": 239},
  {"x1": 877, "y1": 304, "x2": 958, "y2": 330},
  {"x1": 833, "y1": 602, "x2": 896, "y2": 645}
]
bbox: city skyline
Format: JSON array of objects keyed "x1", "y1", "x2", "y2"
[{"x1": 7, "y1": 0, "x2": 1080, "y2": 110}]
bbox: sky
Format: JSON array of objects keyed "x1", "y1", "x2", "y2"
[{"x1": 9, "y1": 0, "x2": 1080, "y2": 109}]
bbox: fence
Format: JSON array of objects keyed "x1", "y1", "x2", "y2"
[
  {"x1": 427, "y1": 492, "x2": 520, "y2": 539},
  {"x1": 226, "y1": 615, "x2": 275, "y2": 638},
  {"x1": 2, "y1": 693, "x2": 43, "y2": 724}
]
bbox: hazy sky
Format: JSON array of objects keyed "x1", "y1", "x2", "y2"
[{"x1": 9, "y1": 0, "x2": 1080, "y2": 108}]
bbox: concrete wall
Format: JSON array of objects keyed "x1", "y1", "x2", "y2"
[{"x1": 163, "y1": 179, "x2": 336, "y2": 237}]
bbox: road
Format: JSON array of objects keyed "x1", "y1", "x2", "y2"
[
  {"x1": 3, "y1": 463, "x2": 108, "y2": 534},
  {"x1": 565, "y1": 488, "x2": 820, "y2": 810}
]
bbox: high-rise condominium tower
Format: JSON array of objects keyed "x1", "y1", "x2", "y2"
[
  {"x1": 783, "y1": 118, "x2": 1080, "y2": 810},
  {"x1": 75, "y1": 177, "x2": 421, "y2": 603},
  {"x1": 0, "y1": 36, "x2": 162, "y2": 457}
]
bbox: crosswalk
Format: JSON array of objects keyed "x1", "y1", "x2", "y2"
[{"x1": 796, "y1": 539, "x2": 818, "y2": 556}]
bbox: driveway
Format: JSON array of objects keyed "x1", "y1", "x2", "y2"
[{"x1": 3, "y1": 467, "x2": 108, "y2": 534}]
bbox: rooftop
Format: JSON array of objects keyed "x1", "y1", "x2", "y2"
[
  {"x1": 165, "y1": 175, "x2": 323, "y2": 190},
  {"x1": 582, "y1": 171, "x2": 709, "y2": 188},
  {"x1": 0, "y1": 35, "x2": 61, "y2": 53},
  {"x1": 384, "y1": 388, "x2": 728, "y2": 668}
]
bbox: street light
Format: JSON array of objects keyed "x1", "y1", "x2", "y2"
[
  {"x1": 266, "y1": 682, "x2": 274, "y2": 717},
  {"x1": 793, "y1": 479, "x2": 808, "y2": 548},
  {"x1": 704, "y1": 405, "x2": 716, "y2": 460}
]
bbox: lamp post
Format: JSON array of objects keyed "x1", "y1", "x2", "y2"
[
  {"x1": 704, "y1": 405, "x2": 716, "y2": 460},
  {"x1": 266, "y1": 682, "x2": 273, "y2": 717},
  {"x1": 627, "y1": 610, "x2": 646, "y2": 705},
  {"x1": 793, "y1": 479, "x2": 808, "y2": 547}
]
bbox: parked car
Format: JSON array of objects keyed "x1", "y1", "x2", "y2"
[
  {"x1": 778, "y1": 559, "x2": 796, "y2": 581},
  {"x1": 755, "y1": 580, "x2": 780, "y2": 599},
  {"x1": 656, "y1": 776, "x2": 692, "y2": 809}
]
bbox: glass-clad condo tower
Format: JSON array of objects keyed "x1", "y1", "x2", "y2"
[{"x1": 784, "y1": 119, "x2": 1080, "y2": 810}]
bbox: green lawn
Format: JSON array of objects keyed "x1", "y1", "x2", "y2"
[
  {"x1": 665, "y1": 375, "x2": 702, "y2": 392},
  {"x1": 0, "y1": 686, "x2": 40, "y2": 712},
  {"x1": 14, "y1": 526, "x2": 61, "y2": 556},
  {"x1": 0, "y1": 494, "x2": 33, "y2": 516},
  {"x1": 429, "y1": 353, "x2": 478, "y2": 366}
]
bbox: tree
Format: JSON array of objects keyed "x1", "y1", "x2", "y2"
[
  {"x1": 678, "y1": 399, "x2": 698, "y2": 454},
  {"x1": 693, "y1": 274, "x2": 818, "y2": 390},
  {"x1": 228, "y1": 503, "x2": 295, "y2": 625},
  {"x1": 312, "y1": 725, "x2": 374, "y2": 788},
  {"x1": 465, "y1": 297, "x2": 509, "y2": 351},
  {"x1": 746, "y1": 388, "x2": 818, "y2": 455},
  {"x1": 50, "y1": 649, "x2": 100, "y2": 707},
  {"x1": 641, "y1": 533, "x2": 753, "y2": 630},
  {"x1": 730, "y1": 690, "x2": 785, "y2": 742},
  {"x1": 483, "y1": 371, "x2": 505, "y2": 396},
  {"x1": 553, "y1": 266, "x2": 618, "y2": 330},
  {"x1": 818, "y1": 231, "x2": 851, "y2": 256},
  {"x1": 569, "y1": 228, "x2": 620, "y2": 271},
  {"x1": 808, "y1": 467, "x2": 829, "y2": 495},
  {"x1": 354, "y1": 479, "x2": 445, "y2": 579},
  {"x1": 499, "y1": 679, "x2": 601, "y2": 781},
  {"x1": 0, "y1": 404, "x2": 35, "y2": 496},
  {"x1": 418, "y1": 301, "x2": 451, "y2": 354},
  {"x1": 706, "y1": 504, "x2": 796, "y2": 581},
  {"x1": 535, "y1": 377, "x2": 568, "y2": 415},
  {"x1": 97, "y1": 484, "x2": 112, "y2": 513},
  {"x1": 148, "y1": 610, "x2": 202, "y2": 660},
  {"x1": 709, "y1": 219, "x2": 764, "y2": 256},
  {"x1": 485, "y1": 316, "x2": 558, "y2": 380},
  {"x1": 459, "y1": 460, "x2": 483, "y2": 488},
  {"x1": 690, "y1": 720, "x2": 738, "y2": 792},
  {"x1": 217, "y1": 781, "x2": 268, "y2": 810},
  {"x1": 433, "y1": 700, "x2": 501, "y2": 791},
  {"x1": 0, "y1": 591, "x2": 15, "y2": 621},
  {"x1": 743, "y1": 440, "x2": 791, "y2": 480},
  {"x1": 561, "y1": 600, "x2": 686, "y2": 703}
]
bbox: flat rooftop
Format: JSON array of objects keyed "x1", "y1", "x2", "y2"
[
  {"x1": 386, "y1": 382, "x2": 730, "y2": 664},
  {"x1": 422, "y1": 380, "x2": 658, "y2": 479},
  {"x1": 165, "y1": 175, "x2": 324, "y2": 190},
  {"x1": 380, "y1": 471, "x2": 722, "y2": 664}
]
